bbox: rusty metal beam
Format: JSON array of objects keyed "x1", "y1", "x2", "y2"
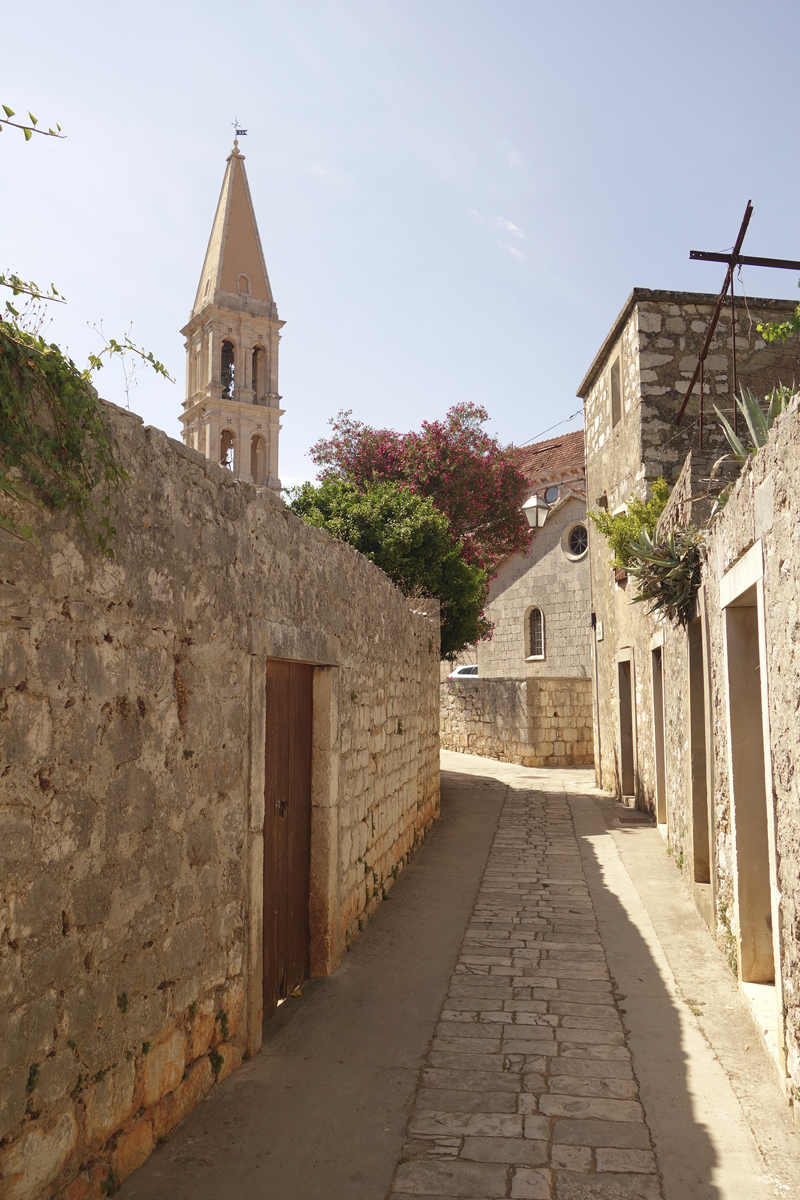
[
  {"x1": 690, "y1": 250, "x2": 800, "y2": 271},
  {"x1": 675, "y1": 201, "x2": 754, "y2": 426}
]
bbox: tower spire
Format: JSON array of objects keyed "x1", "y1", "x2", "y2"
[{"x1": 180, "y1": 144, "x2": 284, "y2": 493}]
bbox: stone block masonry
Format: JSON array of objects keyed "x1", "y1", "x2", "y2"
[
  {"x1": 388, "y1": 776, "x2": 661, "y2": 1199},
  {"x1": 440, "y1": 679, "x2": 594, "y2": 769},
  {"x1": 0, "y1": 400, "x2": 439, "y2": 1199}
]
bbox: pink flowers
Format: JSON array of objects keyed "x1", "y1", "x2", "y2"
[{"x1": 310, "y1": 403, "x2": 530, "y2": 573}]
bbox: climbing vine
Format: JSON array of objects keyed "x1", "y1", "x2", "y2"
[{"x1": 0, "y1": 275, "x2": 172, "y2": 556}]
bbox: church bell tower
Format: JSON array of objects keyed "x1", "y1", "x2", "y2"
[{"x1": 180, "y1": 140, "x2": 284, "y2": 492}]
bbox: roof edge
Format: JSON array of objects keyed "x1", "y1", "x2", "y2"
[{"x1": 576, "y1": 287, "x2": 798, "y2": 400}]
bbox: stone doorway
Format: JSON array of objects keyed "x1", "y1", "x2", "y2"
[
  {"x1": 651, "y1": 646, "x2": 667, "y2": 825},
  {"x1": 263, "y1": 659, "x2": 314, "y2": 1019},
  {"x1": 617, "y1": 655, "x2": 636, "y2": 800},
  {"x1": 723, "y1": 589, "x2": 774, "y2": 983}
]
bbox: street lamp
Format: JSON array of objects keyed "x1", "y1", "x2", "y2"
[{"x1": 522, "y1": 493, "x2": 550, "y2": 529}]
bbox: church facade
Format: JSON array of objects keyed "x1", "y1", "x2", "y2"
[{"x1": 180, "y1": 141, "x2": 283, "y2": 492}]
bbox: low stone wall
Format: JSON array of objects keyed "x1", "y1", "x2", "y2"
[
  {"x1": 0, "y1": 402, "x2": 439, "y2": 1200},
  {"x1": 440, "y1": 677, "x2": 593, "y2": 767}
]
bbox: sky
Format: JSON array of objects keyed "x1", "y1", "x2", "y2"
[{"x1": 3, "y1": 1, "x2": 799, "y2": 485}]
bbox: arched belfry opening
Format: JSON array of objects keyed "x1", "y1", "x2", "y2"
[
  {"x1": 220, "y1": 429, "x2": 235, "y2": 472},
  {"x1": 221, "y1": 341, "x2": 235, "y2": 399}
]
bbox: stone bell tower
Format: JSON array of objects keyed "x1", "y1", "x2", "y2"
[{"x1": 180, "y1": 140, "x2": 284, "y2": 491}]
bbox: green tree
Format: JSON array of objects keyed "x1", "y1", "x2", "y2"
[{"x1": 289, "y1": 479, "x2": 489, "y2": 658}]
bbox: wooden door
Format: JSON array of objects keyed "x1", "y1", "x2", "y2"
[{"x1": 263, "y1": 659, "x2": 313, "y2": 1020}]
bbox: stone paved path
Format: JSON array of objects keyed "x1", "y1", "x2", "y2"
[{"x1": 388, "y1": 781, "x2": 662, "y2": 1200}]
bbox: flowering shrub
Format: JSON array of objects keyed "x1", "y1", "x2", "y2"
[{"x1": 310, "y1": 403, "x2": 531, "y2": 574}]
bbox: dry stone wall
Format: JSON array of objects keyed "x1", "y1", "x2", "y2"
[
  {"x1": 440, "y1": 677, "x2": 593, "y2": 767},
  {"x1": 0, "y1": 402, "x2": 439, "y2": 1200}
]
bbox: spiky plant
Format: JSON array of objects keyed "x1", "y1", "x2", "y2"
[
  {"x1": 714, "y1": 384, "x2": 797, "y2": 462},
  {"x1": 626, "y1": 526, "x2": 704, "y2": 628}
]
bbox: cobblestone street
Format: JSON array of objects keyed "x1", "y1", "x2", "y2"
[
  {"x1": 123, "y1": 752, "x2": 800, "y2": 1200},
  {"x1": 389, "y1": 776, "x2": 659, "y2": 1200}
]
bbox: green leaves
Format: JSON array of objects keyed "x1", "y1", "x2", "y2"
[
  {"x1": 1, "y1": 103, "x2": 65, "y2": 140},
  {"x1": 626, "y1": 525, "x2": 703, "y2": 628},
  {"x1": 289, "y1": 478, "x2": 489, "y2": 657},
  {"x1": 0, "y1": 319, "x2": 128, "y2": 556},
  {"x1": 589, "y1": 477, "x2": 670, "y2": 569},
  {"x1": 757, "y1": 279, "x2": 800, "y2": 344}
]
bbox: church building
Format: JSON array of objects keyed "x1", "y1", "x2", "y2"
[{"x1": 180, "y1": 140, "x2": 284, "y2": 492}]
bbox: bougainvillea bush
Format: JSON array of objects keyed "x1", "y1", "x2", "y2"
[{"x1": 309, "y1": 402, "x2": 531, "y2": 574}]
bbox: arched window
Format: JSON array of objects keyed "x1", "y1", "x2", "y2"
[
  {"x1": 203, "y1": 278, "x2": 211, "y2": 299},
  {"x1": 528, "y1": 607, "x2": 544, "y2": 660},
  {"x1": 221, "y1": 340, "x2": 235, "y2": 399},
  {"x1": 237, "y1": 274, "x2": 250, "y2": 295},
  {"x1": 220, "y1": 429, "x2": 235, "y2": 471},
  {"x1": 252, "y1": 346, "x2": 265, "y2": 401},
  {"x1": 250, "y1": 434, "x2": 266, "y2": 484}
]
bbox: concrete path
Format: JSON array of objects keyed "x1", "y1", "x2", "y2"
[{"x1": 121, "y1": 752, "x2": 800, "y2": 1200}]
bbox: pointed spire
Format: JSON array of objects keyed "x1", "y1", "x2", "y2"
[{"x1": 192, "y1": 141, "x2": 275, "y2": 315}]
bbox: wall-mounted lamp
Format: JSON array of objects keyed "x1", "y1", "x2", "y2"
[{"x1": 522, "y1": 494, "x2": 550, "y2": 529}]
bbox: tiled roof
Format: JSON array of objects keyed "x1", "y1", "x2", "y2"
[{"x1": 518, "y1": 429, "x2": 585, "y2": 482}]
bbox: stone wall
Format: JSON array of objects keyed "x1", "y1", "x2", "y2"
[
  {"x1": 475, "y1": 495, "x2": 592, "y2": 681},
  {"x1": 587, "y1": 381, "x2": 800, "y2": 1111},
  {"x1": 440, "y1": 677, "x2": 593, "y2": 767},
  {"x1": 584, "y1": 290, "x2": 799, "y2": 796},
  {"x1": 0, "y1": 402, "x2": 440, "y2": 1199}
]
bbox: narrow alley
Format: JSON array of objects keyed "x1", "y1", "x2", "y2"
[{"x1": 121, "y1": 753, "x2": 800, "y2": 1200}]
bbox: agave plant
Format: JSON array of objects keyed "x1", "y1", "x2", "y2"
[
  {"x1": 714, "y1": 384, "x2": 796, "y2": 462},
  {"x1": 625, "y1": 525, "x2": 703, "y2": 628}
]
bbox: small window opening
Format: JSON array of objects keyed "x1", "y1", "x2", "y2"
[
  {"x1": 203, "y1": 278, "x2": 210, "y2": 298},
  {"x1": 610, "y1": 356, "x2": 622, "y2": 428},
  {"x1": 568, "y1": 524, "x2": 588, "y2": 556},
  {"x1": 238, "y1": 273, "x2": 250, "y2": 295},
  {"x1": 528, "y1": 607, "x2": 544, "y2": 659},
  {"x1": 220, "y1": 429, "x2": 235, "y2": 471},
  {"x1": 544, "y1": 485, "x2": 559, "y2": 503},
  {"x1": 221, "y1": 340, "x2": 235, "y2": 399}
]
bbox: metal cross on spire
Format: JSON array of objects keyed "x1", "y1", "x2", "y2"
[{"x1": 675, "y1": 201, "x2": 800, "y2": 445}]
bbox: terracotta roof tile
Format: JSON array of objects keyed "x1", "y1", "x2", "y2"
[{"x1": 518, "y1": 429, "x2": 585, "y2": 482}]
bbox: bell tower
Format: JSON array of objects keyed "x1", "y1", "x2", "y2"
[{"x1": 180, "y1": 140, "x2": 284, "y2": 492}]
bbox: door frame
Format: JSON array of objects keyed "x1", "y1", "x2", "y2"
[
  {"x1": 614, "y1": 647, "x2": 638, "y2": 803},
  {"x1": 244, "y1": 657, "x2": 340, "y2": 1056},
  {"x1": 719, "y1": 541, "x2": 784, "y2": 1065}
]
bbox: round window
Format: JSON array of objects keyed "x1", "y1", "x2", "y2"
[
  {"x1": 568, "y1": 524, "x2": 588, "y2": 556},
  {"x1": 544, "y1": 485, "x2": 559, "y2": 503}
]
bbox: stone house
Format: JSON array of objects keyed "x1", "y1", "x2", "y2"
[
  {"x1": 0, "y1": 144, "x2": 440, "y2": 1199},
  {"x1": 580, "y1": 285, "x2": 800, "y2": 1109},
  {"x1": 440, "y1": 430, "x2": 594, "y2": 767}
]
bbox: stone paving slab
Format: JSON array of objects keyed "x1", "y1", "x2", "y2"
[{"x1": 387, "y1": 785, "x2": 664, "y2": 1199}]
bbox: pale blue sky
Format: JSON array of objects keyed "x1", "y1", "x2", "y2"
[{"x1": 4, "y1": 1, "x2": 799, "y2": 483}]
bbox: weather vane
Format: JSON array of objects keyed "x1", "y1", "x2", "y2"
[{"x1": 232, "y1": 117, "x2": 248, "y2": 137}]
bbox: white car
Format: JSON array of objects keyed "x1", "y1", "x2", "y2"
[{"x1": 447, "y1": 664, "x2": 479, "y2": 680}]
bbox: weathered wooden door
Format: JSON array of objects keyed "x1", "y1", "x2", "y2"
[{"x1": 263, "y1": 659, "x2": 313, "y2": 1020}]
